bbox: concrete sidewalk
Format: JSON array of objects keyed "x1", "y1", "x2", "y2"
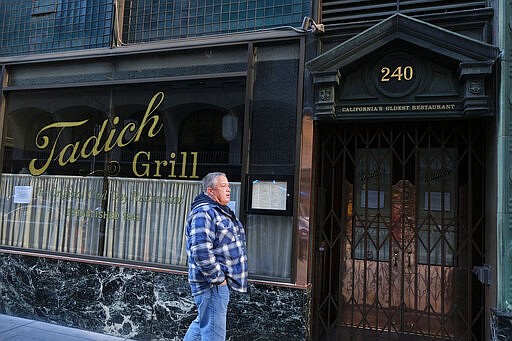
[{"x1": 0, "y1": 314, "x2": 133, "y2": 341}]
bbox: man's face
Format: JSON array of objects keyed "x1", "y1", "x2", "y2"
[{"x1": 207, "y1": 175, "x2": 231, "y2": 205}]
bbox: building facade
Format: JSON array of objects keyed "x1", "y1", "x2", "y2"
[{"x1": 0, "y1": 1, "x2": 511, "y2": 340}]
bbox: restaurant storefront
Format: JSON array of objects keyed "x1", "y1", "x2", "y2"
[
  {"x1": 1, "y1": 3, "x2": 510, "y2": 340},
  {"x1": 0, "y1": 34, "x2": 309, "y2": 340}
]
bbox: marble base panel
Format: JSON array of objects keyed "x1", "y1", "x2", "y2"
[
  {"x1": 491, "y1": 308, "x2": 512, "y2": 341},
  {"x1": 0, "y1": 253, "x2": 308, "y2": 340}
]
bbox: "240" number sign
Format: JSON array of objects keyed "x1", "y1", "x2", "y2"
[{"x1": 380, "y1": 66, "x2": 414, "y2": 82}]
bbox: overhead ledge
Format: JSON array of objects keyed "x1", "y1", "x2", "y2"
[{"x1": 307, "y1": 13, "x2": 499, "y2": 74}]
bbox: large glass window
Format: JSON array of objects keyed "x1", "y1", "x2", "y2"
[
  {"x1": 245, "y1": 43, "x2": 299, "y2": 281},
  {"x1": 1, "y1": 80, "x2": 245, "y2": 268},
  {"x1": 1, "y1": 41, "x2": 301, "y2": 281}
]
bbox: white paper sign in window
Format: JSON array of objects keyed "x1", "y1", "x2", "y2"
[{"x1": 14, "y1": 186, "x2": 33, "y2": 204}]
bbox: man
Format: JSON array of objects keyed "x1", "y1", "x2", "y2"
[{"x1": 184, "y1": 172, "x2": 248, "y2": 341}]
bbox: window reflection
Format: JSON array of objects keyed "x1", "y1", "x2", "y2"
[{"x1": 1, "y1": 81, "x2": 245, "y2": 268}]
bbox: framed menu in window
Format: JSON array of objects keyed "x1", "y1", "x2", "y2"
[{"x1": 247, "y1": 174, "x2": 293, "y2": 215}]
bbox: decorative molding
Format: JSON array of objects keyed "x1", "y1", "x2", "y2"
[
  {"x1": 468, "y1": 80, "x2": 483, "y2": 95},
  {"x1": 306, "y1": 13, "x2": 498, "y2": 120},
  {"x1": 310, "y1": 70, "x2": 340, "y2": 119},
  {"x1": 79, "y1": 160, "x2": 121, "y2": 177}
]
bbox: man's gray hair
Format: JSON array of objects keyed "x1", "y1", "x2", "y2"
[{"x1": 202, "y1": 172, "x2": 226, "y2": 192}]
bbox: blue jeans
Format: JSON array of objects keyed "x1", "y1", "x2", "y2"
[{"x1": 184, "y1": 284, "x2": 230, "y2": 341}]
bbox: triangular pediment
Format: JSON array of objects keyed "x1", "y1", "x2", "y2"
[
  {"x1": 307, "y1": 13, "x2": 499, "y2": 73},
  {"x1": 306, "y1": 13, "x2": 499, "y2": 120}
]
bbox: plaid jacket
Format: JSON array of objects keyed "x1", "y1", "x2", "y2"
[{"x1": 185, "y1": 193, "x2": 248, "y2": 296}]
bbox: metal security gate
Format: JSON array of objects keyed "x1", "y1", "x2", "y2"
[{"x1": 313, "y1": 121, "x2": 486, "y2": 340}]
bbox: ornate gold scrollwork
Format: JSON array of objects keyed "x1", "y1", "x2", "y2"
[{"x1": 79, "y1": 160, "x2": 121, "y2": 177}]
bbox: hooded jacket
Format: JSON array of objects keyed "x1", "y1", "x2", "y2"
[{"x1": 185, "y1": 193, "x2": 248, "y2": 296}]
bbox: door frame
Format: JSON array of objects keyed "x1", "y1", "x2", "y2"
[{"x1": 311, "y1": 120, "x2": 487, "y2": 341}]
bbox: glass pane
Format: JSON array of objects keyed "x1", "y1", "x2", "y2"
[
  {"x1": 0, "y1": 0, "x2": 112, "y2": 57},
  {"x1": 353, "y1": 222, "x2": 390, "y2": 261},
  {"x1": 0, "y1": 174, "x2": 103, "y2": 255},
  {"x1": 122, "y1": 0, "x2": 310, "y2": 43},
  {"x1": 246, "y1": 214, "x2": 293, "y2": 279},
  {"x1": 7, "y1": 46, "x2": 247, "y2": 87},
  {"x1": 1, "y1": 80, "x2": 244, "y2": 267},
  {"x1": 352, "y1": 148, "x2": 392, "y2": 261},
  {"x1": 417, "y1": 224, "x2": 456, "y2": 266},
  {"x1": 250, "y1": 43, "x2": 299, "y2": 175},
  {"x1": 416, "y1": 148, "x2": 458, "y2": 266}
]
